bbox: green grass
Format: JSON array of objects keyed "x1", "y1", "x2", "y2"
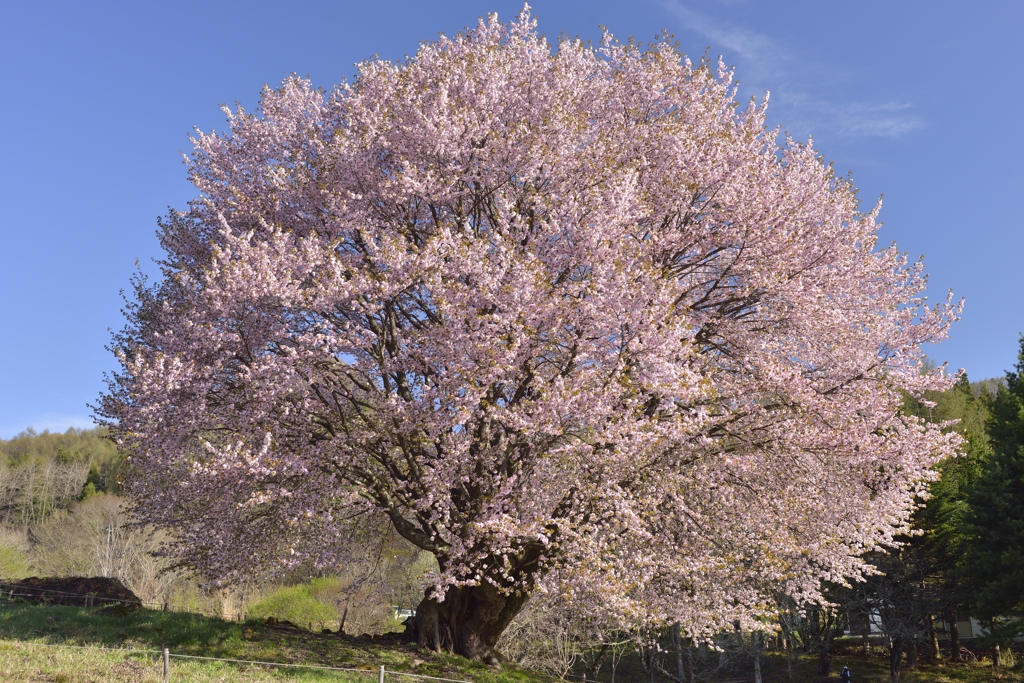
[
  {"x1": 0, "y1": 601, "x2": 550, "y2": 683},
  {"x1": 0, "y1": 601, "x2": 1020, "y2": 683},
  {"x1": 0, "y1": 640, "x2": 374, "y2": 682}
]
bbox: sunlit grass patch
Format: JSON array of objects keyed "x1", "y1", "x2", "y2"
[{"x1": 0, "y1": 601, "x2": 554, "y2": 682}]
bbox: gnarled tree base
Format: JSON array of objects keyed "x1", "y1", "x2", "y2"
[{"x1": 405, "y1": 583, "x2": 529, "y2": 663}]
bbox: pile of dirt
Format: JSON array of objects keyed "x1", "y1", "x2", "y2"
[{"x1": 1, "y1": 576, "x2": 142, "y2": 609}]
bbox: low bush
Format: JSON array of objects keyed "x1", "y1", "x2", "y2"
[{"x1": 246, "y1": 578, "x2": 339, "y2": 627}]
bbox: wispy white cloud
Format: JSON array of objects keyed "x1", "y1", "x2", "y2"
[
  {"x1": 659, "y1": 1, "x2": 924, "y2": 140},
  {"x1": 835, "y1": 102, "x2": 923, "y2": 138},
  {"x1": 662, "y1": 1, "x2": 786, "y2": 82}
]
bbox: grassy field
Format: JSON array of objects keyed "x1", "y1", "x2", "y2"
[
  {"x1": 0, "y1": 641, "x2": 376, "y2": 683},
  {"x1": 0, "y1": 601, "x2": 548, "y2": 682},
  {"x1": 0, "y1": 600, "x2": 1020, "y2": 683}
]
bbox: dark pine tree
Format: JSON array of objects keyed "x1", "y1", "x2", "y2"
[{"x1": 962, "y1": 337, "x2": 1024, "y2": 631}]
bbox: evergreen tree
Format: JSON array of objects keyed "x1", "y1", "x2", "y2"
[
  {"x1": 855, "y1": 373, "x2": 992, "y2": 668},
  {"x1": 79, "y1": 461, "x2": 105, "y2": 500},
  {"x1": 915, "y1": 375, "x2": 990, "y2": 610},
  {"x1": 962, "y1": 337, "x2": 1024, "y2": 622}
]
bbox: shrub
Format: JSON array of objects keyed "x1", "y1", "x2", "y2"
[{"x1": 246, "y1": 579, "x2": 339, "y2": 626}]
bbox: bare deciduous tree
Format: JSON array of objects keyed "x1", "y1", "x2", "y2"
[{"x1": 28, "y1": 493, "x2": 177, "y2": 604}]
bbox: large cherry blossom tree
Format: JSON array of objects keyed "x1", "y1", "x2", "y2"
[{"x1": 100, "y1": 9, "x2": 961, "y2": 662}]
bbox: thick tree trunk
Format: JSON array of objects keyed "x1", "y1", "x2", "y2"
[
  {"x1": 889, "y1": 636, "x2": 903, "y2": 683},
  {"x1": 926, "y1": 614, "x2": 940, "y2": 662},
  {"x1": 407, "y1": 583, "x2": 528, "y2": 663},
  {"x1": 906, "y1": 637, "x2": 917, "y2": 670},
  {"x1": 817, "y1": 646, "x2": 832, "y2": 677},
  {"x1": 752, "y1": 631, "x2": 763, "y2": 683},
  {"x1": 587, "y1": 642, "x2": 610, "y2": 681},
  {"x1": 672, "y1": 623, "x2": 685, "y2": 683},
  {"x1": 993, "y1": 643, "x2": 1001, "y2": 668},
  {"x1": 946, "y1": 609, "x2": 961, "y2": 663}
]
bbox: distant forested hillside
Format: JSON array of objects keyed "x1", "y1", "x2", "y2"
[
  {"x1": 0, "y1": 427, "x2": 432, "y2": 634},
  {"x1": 0, "y1": 427, "x2": 121, "y2": 526},
  {"x1": 970, "y1": 376, "x2": 1004, "y2": 398}
]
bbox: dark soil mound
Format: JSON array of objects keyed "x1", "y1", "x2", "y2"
[{"x1": 1, "y1": 576, "x2": 141, "y2": 609}]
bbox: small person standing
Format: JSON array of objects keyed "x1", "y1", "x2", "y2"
[{"x1": 840, "y1": 666, "x2": 852, "y2": 683}]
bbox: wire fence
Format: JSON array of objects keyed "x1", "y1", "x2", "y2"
[
  {"x1": 1, "y1": 581, "x2": 147, "y2": 607},
  {"x1": 0, "y1": 584, "x2": 475, "y2": 682},
  {"x1": 1, "y1": 640, "x2": 477, "y2": 682},
  {"x1": 0, "y1": 580, "x2": 377, "y2": 628}
]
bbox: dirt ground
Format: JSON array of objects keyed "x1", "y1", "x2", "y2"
[{"x1": 1, "y1": 576, "x2": 141, "y2": 608}]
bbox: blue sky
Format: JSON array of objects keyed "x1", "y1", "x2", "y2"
[{"x1": 1, "y1": 0, "x2": 1021, "y2": 437}]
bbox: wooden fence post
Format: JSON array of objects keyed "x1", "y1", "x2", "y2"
[{"x1": 163, "y1": 647, "x2": 170, "y2": 682}]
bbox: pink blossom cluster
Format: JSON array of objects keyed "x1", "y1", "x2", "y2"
[{"x1": 101, "y1": 8, "x2": 960, "y2": 639}]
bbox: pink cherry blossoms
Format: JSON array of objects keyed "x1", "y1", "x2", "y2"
[{"x1": 101, "y1": 8, "x2": 960, "y2": 654}]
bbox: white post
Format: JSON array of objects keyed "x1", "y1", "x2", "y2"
[
  {"x1": 163, "y1": 647, "x2": 170, "y2": 682},
  {"x1": 378, "y1": 664, "x2": 385, "y2": 683}
]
